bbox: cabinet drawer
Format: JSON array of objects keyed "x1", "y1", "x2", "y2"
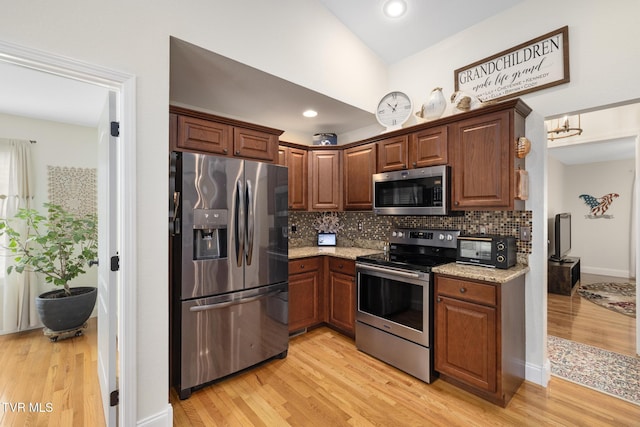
[
  {"x1": 328, "y1": 257, "x2": 355, "y2": 275},
  {"x1": 289, "y1": 257, "x2": 322, "y2": 274},
  {"x1": 436, "y1": 276, "x2": 496, "y2": 306}
]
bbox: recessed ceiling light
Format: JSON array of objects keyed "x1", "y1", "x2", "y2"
[
  {"x1": 383, "y1": 0, "x2": 407, "y2": 18},
  {"x1": 303, "y1": 109, "x2": 318, "y2": 118}
]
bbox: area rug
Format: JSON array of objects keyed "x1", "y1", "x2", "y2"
[
  {"x1": 548, "y1": 335, "x2": 640, "y2": 406},
  {"x1": 577, "y1": 282, "x2": 636, "y2": 317}
]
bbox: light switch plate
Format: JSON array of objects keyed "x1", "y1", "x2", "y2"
[{"x1": 520, "y1": 226, "x2": 531, "y2": 242}]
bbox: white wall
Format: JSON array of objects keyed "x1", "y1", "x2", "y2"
[
  {"x1": 563, "y1": 159, "x2": 635, "y2": 277},
  {"x1": 3, "y1": 0, "x2": 640, "y2": 422},
  {"x1": 0, "y1": 112, "x2": 98, "y2": 293}
]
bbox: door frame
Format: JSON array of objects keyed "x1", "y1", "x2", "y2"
[{"x1": 0, "y1": 40, "x2": 138, "y2": 426}]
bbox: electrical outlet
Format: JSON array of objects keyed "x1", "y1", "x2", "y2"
[
  {"x1": 480, "y1": 225, "x2": 487, "y2": 234},
  {"x1": 357, "y1": 221, "x2": 363, "y2": 231},
  {"x1": 291, "y1": 224, "x2": 297, "y2": 233},
  {"x1": 520, "y1": 226, "x2": 531, "y2": 241}
]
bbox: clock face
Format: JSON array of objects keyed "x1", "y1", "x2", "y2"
[{"x1": 376, "y1": 91, "x2": 413, "y2": 129}]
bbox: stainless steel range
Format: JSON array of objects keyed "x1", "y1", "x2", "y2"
[{"x1": 355, "y1": 229, "x2": 459, "y2": 383}]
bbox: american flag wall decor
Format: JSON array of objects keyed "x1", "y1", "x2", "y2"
[{"x1": 579, "y1": 193, "x2": 619, "y2": 218}]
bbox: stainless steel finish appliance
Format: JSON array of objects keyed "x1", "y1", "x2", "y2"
[
  {"x1": 355, "y1": 229, "x2": 459, "y2": 383},
  {"x1": 170, "y1": 152, "x2": 289, "y2": 399},
  {"x1": 373, "y1": 165, "x2": 450, "y2": 216}
]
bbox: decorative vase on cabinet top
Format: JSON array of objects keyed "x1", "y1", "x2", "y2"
[{"x1": 421, "y1": 87, "x2": 447, "y2": 120}]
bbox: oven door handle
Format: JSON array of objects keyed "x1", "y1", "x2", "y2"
[{"x1": 357, "y1": 263, "x2": 421, "y2": 279}]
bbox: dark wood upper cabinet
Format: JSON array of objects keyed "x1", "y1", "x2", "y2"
[
  {"x1": 309, "y1": 150, "x2": 342, "y2": 211},
  {"x1": 280, "y1": 146, "x2": 308, "y2": 210},
  {"x1": 343, "y1": 143, "x2": 377, "y2": 210},
  {"x1": 410, "y1": 125, "x2": 448, "y2": 168},
  {"x1": 170, "y1": 106, "x2": 283, "y2": 163},
  {"x1": 177, "y1": 115, "x2": 232, "y2": 155},
  {"x1": 377, "y1": 135, "x2": 409, "y2": 172},
  {"x1": 450, "y1": 106, "x2": 527, "y2": 211}
]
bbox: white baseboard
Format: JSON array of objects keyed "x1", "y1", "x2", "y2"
[
  {"x1": 137, "y1": 404, "x2": 173, "y2": 427},
  {"x1": 581, "y1": 265, "x2": 630, "y2": 278},
  {"x1": 525, "y1": 359, "x2": 550, "y2": 387}
]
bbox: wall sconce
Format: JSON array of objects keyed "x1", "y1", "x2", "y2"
[{"x1": 547, "y1": 115, "x2": 583, "y2": 141}]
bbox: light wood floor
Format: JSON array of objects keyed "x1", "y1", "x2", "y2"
[
  {"x1": 0, "y1": 318, "x2": 105, "y2": 427},
  {"x1": 171, "y1": 326, "x2": 640, "y2": 426},
  {"x1": 547, "y1": 273, "x2": 636, "y2": 356},
  {"x1": 1, "y1": 277, "x2": 637, "y2": 427}
]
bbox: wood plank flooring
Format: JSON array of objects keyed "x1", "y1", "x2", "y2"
[
  {"x1": 1, "y1": 272, "x2": 637, "y2": 426},
  {"x1": 0, "y1": 318, "x2": 105, "y2": 427},
  {"x1": 547, "y1": 273, "x2": 636, "y2": 356},
  {"x1": 172, "y1": 326, "x2": 640, "y2": 426}
]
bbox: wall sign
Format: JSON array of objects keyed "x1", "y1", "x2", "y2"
[{"x1": 454, "y1": 26, "x2": 569, "y2": 102}]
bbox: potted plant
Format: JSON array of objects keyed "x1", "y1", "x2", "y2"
[{"x1": 0, "y1": 203, "x2": 98, "y2": 334}]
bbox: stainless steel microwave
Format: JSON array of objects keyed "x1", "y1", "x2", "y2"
[{"x1": 373, "y1": 165, "x2": 449, "y2": 215}]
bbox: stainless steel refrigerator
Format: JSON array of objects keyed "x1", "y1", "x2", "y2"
[{"x1": 170, "y1": 152, "x2": 288, "y2": 400}]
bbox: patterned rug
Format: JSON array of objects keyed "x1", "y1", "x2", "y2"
[
  {"x1": 548, "y1": 336, "x2": 640, "y2": 406},
  {"x1": 577, "y1": 282, "x2": 636, "y2": 317}
]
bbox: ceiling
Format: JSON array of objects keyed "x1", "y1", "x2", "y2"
[
  {"x1": 317, "y1": 0, "x2": 525, "y2": 64},
  {"x1": 0, "y1": 0, "x2": 637, "y2": 164}
]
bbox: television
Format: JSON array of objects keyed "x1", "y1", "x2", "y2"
[{"x1": 550, "y1": 213, "x2": 572, "y2": 262}]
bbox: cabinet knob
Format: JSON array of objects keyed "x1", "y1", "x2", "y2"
[
  {"x1": 437, "y1": 297, "x2": 442, "y2": 303},
  {"x1": 300, "y1": 264, "x2": 304, "y2": 269},
  {"x1": 459, "y1": 287, "x2": 467, "y2": 294},
  {"x1": 412, "y1": 162, "x2": 417, "y2": 167},
  {"x1": 454, "y1": 201, "x2": 460, "y2": 206},
  {"x1": 235, "y1": 150, "x2": 240, "y2": 155},
  {"x1": 223, "y1": 148, "x2": 228, "y2": 154},
  {"x1": 338, "y1": 264, "x2": 343, "y2": 269}
]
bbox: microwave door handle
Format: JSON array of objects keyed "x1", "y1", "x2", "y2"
[
  {"x1": 246, "y1": 179, "x2": 254, "y2": 266},
  {"x1": 235, "y1": 179, "x2": 245, "y2": 267}
]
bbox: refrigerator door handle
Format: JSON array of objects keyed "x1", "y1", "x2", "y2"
[
  {"x1": 235, "y1": 179, "x2": 245, "y2": 267},
  {"x1": 189, "y1": 290, "x2": 281, "y2": 312},
  {"x1": 246, "y1": 179, "x2": 254, "y2": 265}
]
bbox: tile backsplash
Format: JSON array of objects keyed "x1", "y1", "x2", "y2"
[{"x1": 289, "y1": 210, "x2": 532, "y2": 258}]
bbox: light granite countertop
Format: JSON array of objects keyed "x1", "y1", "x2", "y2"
[
  {"x1": 289, "y1": 246, "x2": 382, "y2": 260},
  {"x1": 432, "y1": 262, "x2": 529, "y2": 283}
]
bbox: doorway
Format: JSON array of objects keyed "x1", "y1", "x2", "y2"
[
  {"x1": 546, "y1": 102, "x2": 639, "y2": 357},
  {"x1": 0, "y1": 40, "x2": 136, "y2": 426}
]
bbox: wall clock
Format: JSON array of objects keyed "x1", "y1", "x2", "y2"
[{"x1": 376, "y1": 91, "x2": 413, "y2": 132}]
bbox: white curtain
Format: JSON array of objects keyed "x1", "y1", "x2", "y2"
[{"x1": 0, "y1": 138, "x2": 37, "y2": 333}]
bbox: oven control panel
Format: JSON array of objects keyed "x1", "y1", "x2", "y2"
[{"x1": 390, "y1": 228, "x2": 459, "y2": 249}]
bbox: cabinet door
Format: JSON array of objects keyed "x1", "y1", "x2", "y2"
[
  {"x1": 309, "y1": 150, "x2": 342, "y2": 211},
  {"x1": 177, "y1": 115, "x2": 232, "y2": 155},
  {"x1": 343, "y1": 143, "x2": 377, "y2": 210},
  {"x1": 287, "y1": 147, "x2": 308, "y2": 210},
  {"x1": 289, "y1": 271, "x2": 321, "y2": 332},
  {"x1": 277, "y1": 146, "x2": 287, "y2": 166},
  {"x1": 233, "y1": 127, "x2": 278, "y2": 162},
  {"x1": 410, "y1": 125, "x2": 448, "y2": 167},
  {"x1": 328, "y1": 270, "x2": 356, "y2": 335},
  {"x1": 377, "y1": 135, "x2": 409, "y2": 172},
  {"x1": 435, "y1": 295, "x2": 497, "y2": 393},
  {"x1": 450, "y1": 111, "x2": 511, "y2": 209}
]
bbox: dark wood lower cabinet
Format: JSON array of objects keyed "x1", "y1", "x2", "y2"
[
  {"x1": 327, "y1": 258, "x2": 356, "y2": 337},
  {"x1": 288, "y1": 257, "x2": 322, "y2": 332},
  {"x1": 435, "y1": 274, "x2": 525, "y2": 407},
  {"x1": 288, "y1": 256, "x2": 355, "y2": 337}
]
